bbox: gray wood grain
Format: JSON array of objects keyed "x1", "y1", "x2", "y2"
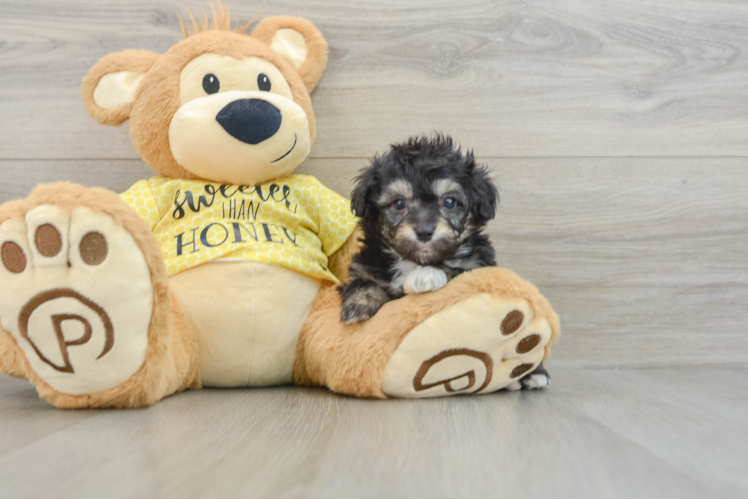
[
  {"x1": 3, "y1": 0, "x2": 748, "y2": 159},
  {"x1": 1, "y1": 365, "x2": 746, "y2": 497},
  {"x1": 0, "y1": 374, "x2": 99, "y2": 457},
  {"x1": 576, "y1": 367, "x2": 748, "y2": 496},
  {"x1": 2, "y1": 158, "x2": 745, "y2": 368},
  {"x1": 1, "y1": 1, "x2": 747, "y2": 497}
]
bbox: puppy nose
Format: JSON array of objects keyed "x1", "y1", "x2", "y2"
[
  {"x1": 216, "y1": 98, "x2": 282, "y2": 145},
  {"x1": 415, "y1": 227, "x2": 435, "y2": 242}
]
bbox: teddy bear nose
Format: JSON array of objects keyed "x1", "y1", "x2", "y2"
[{"x1": 215, "y1": 98, "x2": 282, "y2": 145}]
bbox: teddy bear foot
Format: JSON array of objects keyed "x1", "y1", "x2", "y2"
[
  {"x1": 380, "y1": 293, "x2": 552, "y2": 398},
  {"x1": 0, "y1": 203, "x2": 154, "y2": 397}
]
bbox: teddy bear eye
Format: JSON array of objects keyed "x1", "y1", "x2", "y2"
[
  {"x1": 257, "y1": 73, "x2": 271, "y2": 92},
  {"x1": 202, "y1": 73, "x2": 220, "y2": 94}
]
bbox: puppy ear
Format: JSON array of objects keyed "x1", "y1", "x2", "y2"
[
  {"x1": 350, "y1": 164, "x2": 379, "y2": 217},
  {"x1": 469, "y1": 163, "x2": 499, "y2": 222},
  {"x1": 252, "y1": 16, "x2": 328, "y2": 93},
  {"x1": 81, "y1": 50, "x2": 159, "y2": 126}
]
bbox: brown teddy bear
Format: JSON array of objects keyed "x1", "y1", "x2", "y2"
[{"x1": 0, "y1": 7, "x2": 559, "y2": 408}]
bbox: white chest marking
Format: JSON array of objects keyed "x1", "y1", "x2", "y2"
[{"x1": 402, "y1": 265, "x2": 448, "y2": 295}]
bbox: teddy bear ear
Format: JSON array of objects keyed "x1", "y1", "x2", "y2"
[
  {"x1": 251, "y1": 16, "x2": 329, "y2": 93},
  {"x1": 81, "y1": 50, "x2": 160, "y2": 126}
]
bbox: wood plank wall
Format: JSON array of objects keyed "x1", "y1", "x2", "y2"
[{"x1": 1, "y1": 0, "x2": 746, "y2": 367}]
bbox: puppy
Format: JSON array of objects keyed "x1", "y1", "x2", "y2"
[
  {"x1": 338, "y1": 134, "x2": 550, "y2": 390},
  {"x1": 339, "y1": 134, "x2": 498, "y2": 324}
]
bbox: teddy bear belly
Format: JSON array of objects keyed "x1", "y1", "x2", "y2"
[{"x1": 169, "y1": 260, "x2": 321, "y2": 387}]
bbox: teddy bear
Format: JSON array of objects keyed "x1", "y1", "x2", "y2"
[{"x1": 0, "y1": 7, "x2": 559, "y2": 408}]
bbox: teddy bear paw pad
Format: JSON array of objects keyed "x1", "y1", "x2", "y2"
[
  {"x1": 380, "y1": 293, "x2": 551, "y2": 398},
  {"x1": 0, "y1": 205, "x2": 153, "y2": 395}
]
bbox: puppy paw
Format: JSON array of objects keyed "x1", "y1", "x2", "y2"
[
  {"x1": 340, "y1": 302, "x2": 377, "y2": 324},
  {"x1": 520, "y1": 372, "x2": 550, "y2": 390},
  {"x1": 403, "y1": 266, "x2": 448, "y2": 294},
  {"x1": 518, "y1": 363, "x2": 550, "y2": 390},
  {"x1": 505, "y1": 364, "x2": 550, "y2": 391},
  {"x1": 340, "y1": 286, "x2": 389, "y2": 324}
]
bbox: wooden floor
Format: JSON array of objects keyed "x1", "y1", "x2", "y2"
[
  {"x1": 0, "y1": 364, "x2": 746, "y2": 498},
  {"x1": 1, "y1": 0, "x2": 747, "y2": 497}
]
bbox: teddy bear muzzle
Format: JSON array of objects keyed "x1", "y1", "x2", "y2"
[{"x1": 169, "y1": 90, "x2": 311, "y2": 186}]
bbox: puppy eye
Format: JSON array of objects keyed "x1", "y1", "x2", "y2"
[
  {"x1": 393, "y1": 199, "x2": 407, "y2": 210},
  {"x1": 202, "y1": 73, "x2": 220, "y2": 94},
  {"x1": 258, "y1": 73, "x2": 271, "y2": 92},
  {"x1": 443, "y1": 197, "x2": 457, "y2": 209}
]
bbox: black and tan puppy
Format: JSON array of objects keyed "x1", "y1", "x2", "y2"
[
  {"x1": 339, "y1": 135, "x2": 551, "y2": 390},
  {"x1": 340, "y1": 134, "x2": 497, "y2": 323}
]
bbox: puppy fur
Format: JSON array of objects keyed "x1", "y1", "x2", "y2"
[{"x1": 339, "y1": 134, "x2": 498, "y2": 325}]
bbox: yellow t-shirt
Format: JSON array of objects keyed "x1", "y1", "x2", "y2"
[{"x1": 120, "y1": 175, "x2": 358, "y2": 283}]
